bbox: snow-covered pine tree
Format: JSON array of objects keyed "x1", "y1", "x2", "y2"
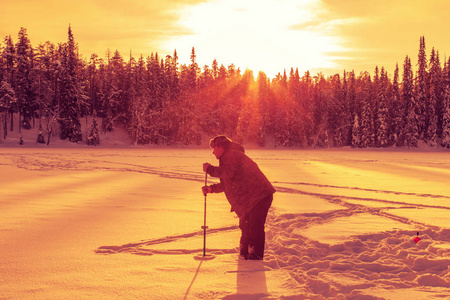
[
  {"x1": 346, "y1": 71, "x2": 357, "y2": 146},
  {"x1": 390, "y1": 64, "x2": 403, "y2": 146},
  {"x1": 165, "y1": 50, "x2": 180, "y2": 104},
  {"x1": 351, "y1": 114, "x2": 362, "y2": 147},
  {"x1": 2, "y1": 36, "x2": 16, "y2": 131},
  {"x1": 0, "y1": 43, "x2": 3, "y2": 80},
  {"x1": 174, "y1": 47, "x2": 202, "y2": 145},
  {"x1": 86, "y1": 118, "x2": 100, "y2": 146},
  {"x1": 212, "y1": 58, "x2": 219, "y2": 80},
  {"x1": 199, "y1": 65, "x2": 214, "y2": 89},
  {"x1": 87, "y1": 53, "x2": 99, "y2": 116},
  {"x1": 15, "y1": 27, "x2": 35, "y2": 130},
  {"x1": 271, "y1": 74, "x2": 291, "y2": 147},
  {"x1": 145, "y1": 52, "x2": 168, "y2": 144},
  {"x1": 359, "y1": 72, "x2": 374, "y2": 147},
  {"x1": 129, "y1": 55, "x2": 150, "y2": 145},
  {"x1": 3, "y1": 36, "x2": 15, "y2": 81},
  {"x1": 58, "y1": 25, "x2": 82, "y2": 142},
  {"x1": 256, "y1": 71, "x2": 271, "y2": 146},
  {"x1": 158, "y1": 51, "x2": 180, "y2": 143},
  {"x1": 236, "y1": 70, "x2": 261, "y2": 145},
  {"x1": 327, "y1": 73, "x2": 346, "y2": 147},
  {"x1": 403, "y1": 56, "x2": 419, "y2": 147},
  {"x1": 299, "y1": 70, "x2": 315, "y2": 146},
  {"x1": 376, "y1": 68, "x2": 390, "y2": 147},
  {"x1": 426, "y1": 48, "x2": 441, "y2": 146},
  {"x1": 372, "y1": 67, "x2": 380, "y2": 144},
  {"x1": 361, "y1": 98, "x2": 374, "y2": 147},
  {"x1": 415, "y1": 36, "x2": 428, "y2": 140},
  {"x1": 96, "y1": 52, "x2": 113, "y2": 132},
  {"x1": 0, "y1": 80, "x2": 16, "y2": 138},
  {"x1": 35, "y1": 42, "x2": 57, "y2": 138},
  {"x1": 441, "y1": 57, "x2": 450, "y2": 148},
  {"x1": 108, "y1": 50, "x2": 128, "y2": 128}
]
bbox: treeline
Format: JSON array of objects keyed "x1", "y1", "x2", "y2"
[{"x1": 1, "y1": 27, "x2": 450, "y2": 148}]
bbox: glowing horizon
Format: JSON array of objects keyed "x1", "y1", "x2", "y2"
[
  {"x1": 1, "y1": 0, "x2": 449, "y2": 78},
  {"x1": 163, "y1": 0, "x2": 343, "y2": 78}
]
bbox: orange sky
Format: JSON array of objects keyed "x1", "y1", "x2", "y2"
[{"x1": 1, "y1": 0, "x2": 449, "y2": 78}]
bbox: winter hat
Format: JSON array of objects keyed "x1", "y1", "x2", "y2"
[{"x1": 209, "y1": 135, "x2": 232, "y2": 148}]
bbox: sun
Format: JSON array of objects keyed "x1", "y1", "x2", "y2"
[{"x1": 164, "y1": 0, "x2": 342, "y2": 78}]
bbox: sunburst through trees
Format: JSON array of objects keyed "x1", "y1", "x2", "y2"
[{"x1": 1, "y1": 28, "x2": 450, "y2": 148}]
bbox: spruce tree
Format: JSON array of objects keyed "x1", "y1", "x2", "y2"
[
  {"x1": 15, "y1": 27, "x2": 35, "y2": 130},
  {"x1": 35, "y1": 42, "x2": 57, "y2": 132},
  {"x1": 86, "y1": 118, "x2": 100, "y2": 145},
  {"x1": 111, "y1": 50, "x2": 127, "y2": 122},
  {"x1": 0, "y1": 80, "x2": 16, "y2": 139},
  {"x1": 58, "y1": 25, "x2": 82, "y2": 142},
  {"x1": 166, "y1": 50, "x2": 180, "y2": 103},
  {"x1": 347, "y1": 71, "x2": 357, "y2": 145},
  {"x1": 415, "y1": 36, "x2": 428, "y2": 139},
  {"x1": 148, "y1": 52, "x2": 162, "y2": 109},
  {"x1": 376, "y1": 68, "x2": 389, "y2": 147},
  {"x1": 187, "y1": 47, "x2": 198, "y2": 93},
  {"x1": 442, "y1": 57, "x2": 450, "y2": 148},
  {"x1": 3, "y1": 36, "x2": 16, "y2": 131},
  {"x1": 359, "y1": 72, "x2": 374, "y2": 147},
  {"x1": 390, "y1": 64, "x2": 403, "y2": 146},
  {"x1": 361, "y1": 98, "x2": 374, "y2": 147},
  {"x1": 97, "y1": 52, "x2": 114, "y2": 131},
  {"x1": 176, "y1": 47, "x2": 201, "y2": 145},
  {"x1": 351, "y1": 114, "x2": 362, "y2": 147},
  {"x1": 426, "y1": 48, "x2": 440, "y2": 146},
  {"x1": 88, "y1": 53, "x2": 100, "y2": 116},
  {"x1": 256, "y1": 71, "x2": 270, "y2": 146},
  {"x1": 434, "y1": 51, "x2": 445, "y2": 138},
  {"x1": 129, "y1": 54, "x2": 149, "y2": 145},
  {"x1": 372, "y1": 67, "x2": 380, "y2": 142},
  {"x1": 146, "y1": 52, "x2": 166, "y2": 143},
  {"x1": 0, "y1": 43, "x2": 4, "y2": 82},
  {"x1": 3, "y1": 35, "x2": 15, "y2": 84},
  {"x1": 403, "y1": 56, "x2": 419, "y2": 147},
  {"x1": 212, "y1": 58, "x2": 218, "y2": 80}
]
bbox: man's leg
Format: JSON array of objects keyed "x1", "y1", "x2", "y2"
[
  {"x1": 239, "y1": 217, "x2": 250, "y2": 259},
  {"x1": 247, "y1": 195, "x2": 273, "y2": 260}
]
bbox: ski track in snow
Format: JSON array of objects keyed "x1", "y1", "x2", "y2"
[
  {"x1": 95, "y1": 204, "x2": 450, "y2": 297},
  {"x1": 92, "y1": 168, "x2": 450, "y2": 298},
  {"x1": 1, "y1": 152, "x2": 206, "y2": 182},
  {"x1": 95, "y1": 225, "x2": 240, "y2": 256},
  {"x1": 2, "y1": 151, "x2": 450, "y2": 298},
  {"x1": 275, "y1": 180, "x2": 450, "y2": 200}
]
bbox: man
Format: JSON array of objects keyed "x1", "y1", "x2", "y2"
[{"x1": 202, "y1": 136, "x2": 276, "y2": 260}]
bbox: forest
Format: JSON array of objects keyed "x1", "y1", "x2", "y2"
[{"x1": 1, "y1": 26, "x2": 450, "y2": 148}]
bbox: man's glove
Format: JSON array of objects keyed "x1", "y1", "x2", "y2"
[
  {"x1": 203, "y1": 163, "x2": 212, "y2": 173},
  {"x1": 202, "y1": 185, "x2": 212, "y2": 195}
]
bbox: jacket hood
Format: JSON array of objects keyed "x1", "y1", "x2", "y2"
[{"x1": 227, "y1": 141, "x2": 245, "y2": 154}]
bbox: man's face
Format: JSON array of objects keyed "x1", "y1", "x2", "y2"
[{"x1": 212, "y1": 146, "x2": 224, "y2": 159}]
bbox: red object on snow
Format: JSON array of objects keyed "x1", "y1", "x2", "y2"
[{"x1": 414, "y1": 232, "x2": 420, "y2": 243}]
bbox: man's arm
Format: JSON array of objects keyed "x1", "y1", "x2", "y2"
[
  {"x1": 202, "y1": 183, "x2": 223, "y2": 194},
  {"x1": 206, "y1": 152, "x2": 241, "y2": 179}
]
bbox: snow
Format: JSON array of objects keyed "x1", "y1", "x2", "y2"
[{"x1": 1, "y1": 142, "x2": 450, "y2": 299}]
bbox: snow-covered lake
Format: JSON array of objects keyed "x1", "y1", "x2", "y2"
[{"x1": 1, "y1": 148, "x2": 449, "y2": 299}]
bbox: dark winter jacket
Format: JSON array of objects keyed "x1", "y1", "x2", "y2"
[{"x1": 207, "y1": 142, "x2": 276, "y2": 219}]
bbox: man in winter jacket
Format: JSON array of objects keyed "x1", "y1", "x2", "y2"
[{"x1": 202, "y1": 136, "x2": 276, "y2": 260}]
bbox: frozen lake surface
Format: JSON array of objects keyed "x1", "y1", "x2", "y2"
[{"x1": 0, "y1": 148, "x2": 449, "y2": 299}]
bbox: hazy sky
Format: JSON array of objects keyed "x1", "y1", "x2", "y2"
[{"x1": 1, "y1": 0, "x2": 449, "y2": 78}]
